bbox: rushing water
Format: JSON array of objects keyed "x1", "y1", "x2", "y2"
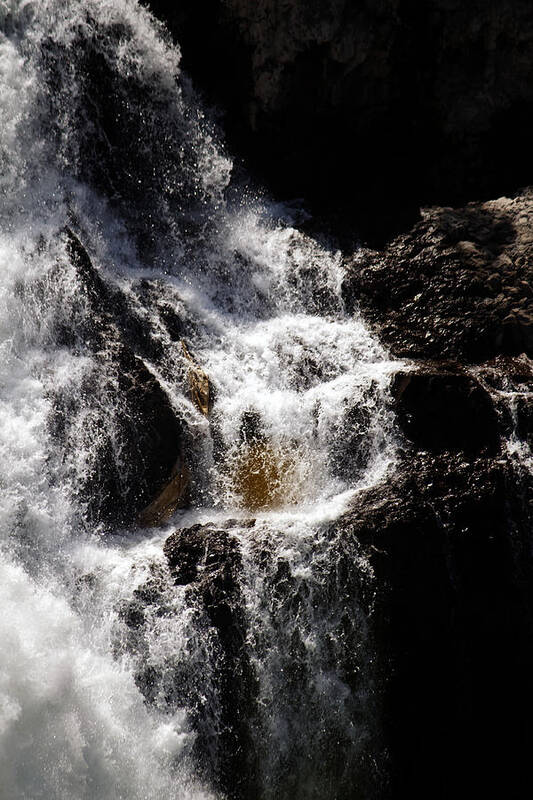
[{"x1": 0, "y1": 2, "x2": 402, "y2": 798}]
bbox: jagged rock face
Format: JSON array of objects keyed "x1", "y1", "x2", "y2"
[
  {"x1": 334, "y1": 319, "x2": 533, "y2": 796},
  {"x1": 162, "y1": 521, "x2": 383, "y2": 800},
  {"x1": 49, "y1": 229, "x2": 189, "y2": 526},
  {"x1": 148, "y1": 0, "x2": 533, "y2": 240},
  {"x1": 343, "y1": 191, "x2": 533, "y2": 361},
  {"x1": 38, "y1": 7, "x2": 531, "y2": 793},
  {"x1": 118, "y1": 522, "x2": 258, "y2": 798}
]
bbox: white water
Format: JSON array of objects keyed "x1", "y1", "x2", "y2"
[{"x1": 0, "y1": 2, "x2": 402, "y2": 797}]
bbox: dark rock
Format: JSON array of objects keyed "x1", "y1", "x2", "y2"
[
  {"x1": 330, "y1": 379, "x2": 389, "y2": 482},
  {"x1": 392, "y1": 367, "x2": 501, "y2": 455},
  {"x1": 487, "y1": 273, "x2": 502, "y2": 293},
  {"x1": 244, "y1": 525, "x2": 384, "y2": 800},
  {"x1": 48, "y1": 229, "x2": 188, "y2": 526},
  {"x1": 343, "y1": 191, "x2": 533, "y2": 361},
  {"x1": 63, "y1": 229, "x2": 172, "y2": 365},
  {"x1": 335, "y1": 450, "x2": 533, "y2": 800},
  {"x1": 40, "y1": 14, "x2": 222, "y2": 262},
  {"x1": 75, "y1": 345, "x2": 186, "y2": 526},
  {"x1": 164, "y1": 524, "x2": 242, "y2": 588},
  {"x1": 502, "y1": 308, "x2": 533, "y2": 353},
  {"x1": 119, "y1": 524, "x2": 259, "y2": 797},
  {"x1": 239, "y1": 410, "x2": 264, "y2": 444},
  {"x1": 163, "y1": 523, "x2": 259, "y2": 798},
  {"x1": 128, "y1": 514, "x2": 383, "y2": 797}
]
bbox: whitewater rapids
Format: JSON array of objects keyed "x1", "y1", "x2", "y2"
[{"x1": 0, "y1": 2, "x2": 402, "y2": 798}]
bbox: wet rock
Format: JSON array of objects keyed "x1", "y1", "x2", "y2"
[
  {"x1": 181, "y1": 340, "x2": 212, "y2": 416},
  {"x1": 119, "y1": 522, "x2": 259, "y2": 797},
  {"x1": 336, "y1": 450, "x2": 533, "y2": 800},
  {"x1": 41, "y1": 16, "x2": 222, "y2": 262},
  {"x1": 65, "y1": 227, "x2": 109, "y2": 308},
  {"x1": 392, "y1": 367, "x2": 501, "y2": 455},
  {"x1": 64, "y1": 229, "x2": 173, "y2": 364},
  {"x1": 165, "y1": 523, "x2": 251, "y2": 651},
  {"x1": 245, "y1": 526, "x2": 384, "y2": 800},
  {"x1": 82, "y1": 345, "x2": 186, "y2": 525},
  {"x1": 344, "y1": 191, "x2": 533, "y2": 361},
  {"x1": 502, "y1": 309, "x2": 533, "y2": 353},
  {"x1": 328, "y1": 378, "x2": 390, "y2": 483},
  {"x1": 219, "y1": 411, "x2": 304, "y2": 511},
  {"x1": 340, "y1": 253, "x2": 532, "y2": 794},
  {"x1": 239, "y1": 410, "x2": 263, "y2": 444},
  {"x1": 486, "y1": 273, "x2": 502, "y2": 293},
  {"x1": 164, "y1": 523, "x2": 242, "y2": 589},
  {"x1": 49, "y1": 229, "x2": 188, "y2": 526},
  {"x1": 137, "y1": 462, "x2": 190, "y2": 527},
  {"x1": 232, "y1": 441, "x2": 300, "y2": 511},
  {"x1": 163, "y1": 523, "x2": 259, "y2": 798}
]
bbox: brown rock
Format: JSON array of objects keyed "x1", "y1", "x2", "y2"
[
  {"x1": 181, "y1": 340, "x2": 212, "y2": 416},
  {"x1": 231, "y1": 441, "x2": 300, "y2": 511},
  {"x1": 487, "y1": 273, "x2": 502, "y2": 292},
  {"x1": 137, "y1": 462, "x2": 190, "y2": 527}
]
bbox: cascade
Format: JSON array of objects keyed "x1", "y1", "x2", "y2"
[{"x1": 0, "y1": 2, "x2": 405, "y2": 798}]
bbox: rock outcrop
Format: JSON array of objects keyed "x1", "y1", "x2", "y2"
[
  {"x1": 67, "y1": 5, "x2": 533, "y2": 788},
  {"x1": 49, "y1": 228, "x2": 190, "y2": 526},
  {"x1": 391, "y1": 366, "x2": 502, "y2": 455},
  {"x1": 117, "y1": 522, "x2": 257, "y2": 797},
  {"x1": 341, "y1": 189, "x2": 533, "y2": 798},
  {"x1": 148, "y1": 0, "x2": 533, "y2": 241},
  {"x1": 343, "y1": 191, "x2": 533, "y2": 361}
]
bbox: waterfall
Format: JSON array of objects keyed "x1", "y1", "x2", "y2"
[{"x1": 0, "y1": 1, "x2": 402, "y2": 798}]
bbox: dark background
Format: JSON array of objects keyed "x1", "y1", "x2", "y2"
[{"x1": 147, "y1": 0, "x2": 533, "y2": 244}]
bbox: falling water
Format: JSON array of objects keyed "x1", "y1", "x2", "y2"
[{"x1": 0, "y1": 1, "x2": 402, "y2": 798}]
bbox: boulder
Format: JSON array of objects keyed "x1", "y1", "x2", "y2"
[
  {"x1": 164, "y1": 522, "x2": 244, "y2": 592},
  {"x1": 343, "y1": 191, "x2": 533, "y2": 362},
  {"x1": 118, "y1": 522, "x2": 259, "y2": 796},
  {"x1": 232, "y1": 441, "x2": 299, "y2": 511},
  {"x1": 163, "y1": 522, "x2": 259, "y2": 798}
]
